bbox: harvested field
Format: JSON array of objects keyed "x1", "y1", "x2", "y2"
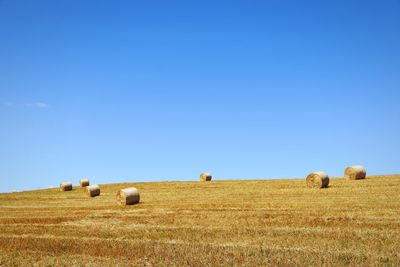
[{"x1": 0, "y1": 175, "x2": 399, "y2": 266}]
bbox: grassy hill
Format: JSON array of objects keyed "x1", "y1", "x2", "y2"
[{"x1": 0, "y1": 175, "x2": 399, "y2": 266}]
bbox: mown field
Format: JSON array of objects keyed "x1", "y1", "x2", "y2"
[{"x1": 0, "y1": 175, "x2": 399, "y2": 266}]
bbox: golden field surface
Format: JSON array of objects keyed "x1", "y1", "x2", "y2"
[{"x1": 0, "y1": 175, "x2": 399, "y2": 266}]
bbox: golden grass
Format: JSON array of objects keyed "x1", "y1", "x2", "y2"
[{"x1": 0, "y1": 175, "x2": 399, "y2": 266}]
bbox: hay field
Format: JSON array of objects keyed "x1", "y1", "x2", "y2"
[{"x1": 0, "y1": 175, "x2": 399, "y2": 266}]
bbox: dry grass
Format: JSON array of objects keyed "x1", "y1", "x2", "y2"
[{"x1": 0, "y1": 175, "x2": 399, "y2": 266}]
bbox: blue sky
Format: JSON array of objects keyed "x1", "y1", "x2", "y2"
[{"x1": 0, "y1": 0, "x2": 399, "y2": 192}]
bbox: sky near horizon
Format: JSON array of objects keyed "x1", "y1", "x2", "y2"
[{"x1": 0, "y1": 0, "x2": 399, "y2": 192}]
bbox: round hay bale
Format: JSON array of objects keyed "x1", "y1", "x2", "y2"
[
  {"x1": 117, "y1": 188, "x2": 140, "y2": 205},
  {"x1": 200, "y1": 173, "x2": 212, "y2": 182},
  {"x1": 306, "y1": 171, "x2": 329, "y2": 188},
  {"x1": 344, "y1": 165, "x2": 366, "y2": 180},
  {"x1": 80, "y1": 178, "x2": 90, "y2": 187},
  {"x1": 60, "y1": 182, "x2": 72, "y2": 191},
  {"x1": 86, "y1": 184, "x2": 100, "y2": 197}
]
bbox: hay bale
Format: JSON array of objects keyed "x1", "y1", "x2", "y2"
[
  {"x1": 306, "y1": 171, "x2": 329, "y2": 188},
  {"x1": 200, "y1": 173, "x2": 212, "y2": 181},
  {"x1": 86, "y1": 184, "x2": 100, "y2": 197},
  {"x1": 60, "y1": 182, "x2": 72, "y2": 191},
  {"x1": 117, "y1": 188, "x2": 140, "y2": 205},
  {"x1": 344, "y1": 165, "x2": 366, "y2": 180},
  {"x1": 80, "y1": 178, "x2": 90, "y2": 187}
]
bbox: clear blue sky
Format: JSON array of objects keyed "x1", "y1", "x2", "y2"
[{"x1": 1, "y1": 0, "x2": 399, "y2": 192}]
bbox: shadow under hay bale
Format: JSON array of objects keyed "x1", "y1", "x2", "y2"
[
  {"x1": 344, "y1": 165, "x2": 366, "y2": 180},
  {"x1": 200, "y1": 173, "x2": 212, "y2": 182},
  {"x1": 86, "y1": 184, "x2": 100, "y2": 197},
  {"x1": 306, "y1": 171, "x2": 329, "y2": 188},
  {"x1": 60, "y1": 182, "x2": 72, "y2": 191},
  {"x1": 117, "y1": 188, "x2": 140, "y2": 205}
]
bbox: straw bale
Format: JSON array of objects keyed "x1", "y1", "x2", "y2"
[
  {"x1": 80, "y1": 178, "x2": 90, "y2": 187},
  {"x1": 200, "y1": 173, "x2": 212, "y2": 182},
  {"x1": 86, "y1": 184, "x2": 100, "y2": 197},
  {"x1": 117, "y1": 188, "x2": 140, "y2": 205},
  {"x1": 60, "y1": 182, "x2": 72, "y2": 191},
  {"x1": 306, "y1": 171, "x2": 329, "y2": 188},
  {"x1": 344, "y1": 165, "x2": 366, "y2": 180}
]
